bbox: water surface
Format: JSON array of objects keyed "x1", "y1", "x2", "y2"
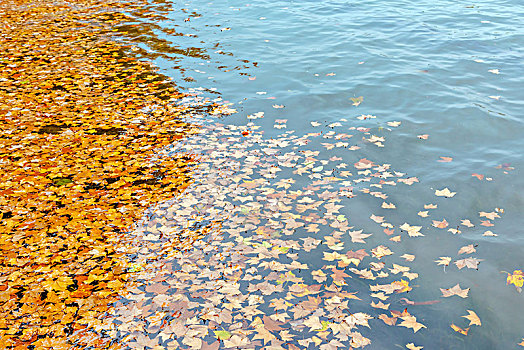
[{"x1": 117, "y1": 0, "x2": 524, "y2": 348}]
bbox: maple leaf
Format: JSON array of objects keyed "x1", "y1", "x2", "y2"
[
  {"x1": 350, "y1": 332, "x2": 371, "y2": 348},
  {"x1": 435, "y1": 188, "x2": 456, "y2": 197},
  {"x1": 458, "y1": 244, "x2": 476, "y2": 255},
  {"x1": 349, "y1": 230, "x2": 372, "y2": 243},
  {"x1": 432, "y1": 219, "x2": 449, "y2": 229},
  {"x1": 506, "y1": 270, "x2": 524, "y2": 292},
  {"x1": 399, "y1": 315, "x2": 426, "y2": 333},
  {"x1": 479, "y1": 211, "x2": 500, "y2": 220},
  {"x1": 378, "y1": 313, "x2": 397, "y2": 325},
  {"x1": 461, "y1": 219, "x2": 475, "y2": 227},
  {"x1": 262, "y1": 315, "x2": 283, "y2": 331},
  {"x1": 346, "y1": 249, "x2": 369, "y2": 260},
  {"x1": 370, "y1": 214, "x2": 384, "y2": 223},
  {"x1": 401, "y1": 254, "x2": 416, "y2": 262},
  {"x1": 440, "y1": 284, "x2": 469, "y2": 298},
  {"x1": 480, "y1": 220, "x2": 494, "y2": 227},
  {"x1": 462, "y1": 310, "x2": 481, "y2": 326},
  {"x1": 455, "y1": 257, "x2": 483, "y2": 270},
  {"x1": 303, "y1": 316, "x2": 323, "y2": 331},
  {"x1": 399, "y1": 223, "x2": 424, "y2": 237},
  {"x1": 418, "y1": 210, "x2": 429, "y2": 217},
  {"x1": 438, "y1": 156, "x2": 453, "y2": 162},
  {"x1": 371, "y1": 245, "x2": 393, "y2": 259},
  {"x1": 435, "y1": 257, "x2": 452, "y2": 267},
  {"x1": 371, "y1": 301, "x2": 390, "y2": 310},
  {"x1": 389, "y1": 264, "x2": 410, "y2": 274},
  {"x1": 450, "y1": 323, "x2": 469, "y2": 335},
  {"x1": 354, "y1": 158, "x2": 374, "y2": 169},
  {"x1": 406, "y1": 343, "x2": 423, "y2": 350}
]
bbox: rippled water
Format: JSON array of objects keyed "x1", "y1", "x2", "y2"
[{"x1": 119, "y1": 0, "x2": 524, "y2": 348}]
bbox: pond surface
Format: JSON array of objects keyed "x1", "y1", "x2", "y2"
[{"x1": 113, "y1": 0, "x2": 524, "y2": 348}]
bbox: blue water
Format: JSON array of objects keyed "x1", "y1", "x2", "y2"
[{"x1": 122, "y1": 0, "x2": 524, "y2": 348}]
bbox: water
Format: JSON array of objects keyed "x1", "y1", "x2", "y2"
[{"x1": 113, "y1": 0, "x2": 524, "y2": 348}]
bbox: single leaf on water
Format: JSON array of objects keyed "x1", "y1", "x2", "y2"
[
  {"x1": 435, "y1": 188, "x2": 456, "y2": 197},
  {"x1": 462, "y1": 310, "x2": 481, "y2": 326},
  {"x1": 458, "y1": 244, "x2": 476, "y2": 255},
  {"x1": 440, "y1": 283, "x2": 469, "y2": 298},
  {"x1": 435, "y1": 257, "x2": 451, "y2": 267},
  {"x1": 506, "y1": 270, "x2": 523, "y2": 292},
  {"x1": 450, "y1": 323, "x2": 470, "y2": 335},
  {"x1": 455, "y1": 257, "x2": 483, "y2": 270}
]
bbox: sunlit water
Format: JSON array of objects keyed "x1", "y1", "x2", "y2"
[{"x1": 116, "y1": 0, "x2": 524, "y2": 348}]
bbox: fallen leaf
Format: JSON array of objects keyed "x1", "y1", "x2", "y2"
[
  {"x1": 455, "y1": 258, "x2": 483, "y2": 270},
  {"x1": 440, "y1": 284, "x2": 469, "y2": 298},
  {"x1": 435, "y1": 257, "x2": 452, "y2": 267},
  {"x1": 506, "y1": 270, "x2": 523, "y2": 292},
  {"x1": 435, "y1": 188, "x2": 456, "y2": 197},
  {"x1": 401, "y1": 254, "x2": 416, "y2": 262},
  {"x1": 399, "y1": 315, "x2": 426, "y2": 333},
  {"x1": 451, "y1": 323, "x2": 470, "y2": 335},
  {"x1": 462, "y1": 310, "x2": 481, "y2": 326},
  {"x1": 458, "y1": 244, "x2": 476, "y2": 255},
  {"x1": 432, "y1": 219, "x2": 449, "y2": 229}
]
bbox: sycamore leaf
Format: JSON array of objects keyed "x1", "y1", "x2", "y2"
[
  {"x1": 371, "y1": 245, "x2": 393, "y2": 259},
  {"x1": 382, "y1": 202, "x2": 396, "y2": 209},
  {"x1": 349, "y1": 230, "x2": 372, "y2": 243},
  {"x1": 461, "y1": 219, "x2": 474, "y2": 227},
  {"x1": 401, "y1": 254, "x2": 416, "y2": 262},
  {"x1": 223, "y1": 335, "x2": 249, "y2": 348},
  {"x1": 399, "y1": 315, "x2": 426, "y2": 333},
  {"x1": 435, "y1": 188, "x2": 456, "y2": 197},
  {"x1": 432, "y1": 219, "x2": 449, "y2": 229},
  {"x1": 450, "y1": 323, "x2": 469, "y2": 335},
  {"x1": 440, "y1": 284, "x2": 469, "y2": 298},
  {"x1": 378, "y1": 313, "x2": 397, "y2": 326},
  {"x1": 462, "y1": 310, "x2": 481, "y2": 326},
  {"x1": 479, "y1": 211, "x2": 500, "y2": 220},
  {"x1": 455, "y1": 257, "x2": 483, "y2": 270},
  {"x1": 458, "y1": 244, "x2": 476, "y2": 255},
  {"x1": 371, "y1": 301, "x2": 390, "y2": 310},
  {"x1": 435, "y1": 257, "x2": 451, "y2": 267},
  {"x1": 399, "y1": 223, "x2": 424, "y2": 237}
]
